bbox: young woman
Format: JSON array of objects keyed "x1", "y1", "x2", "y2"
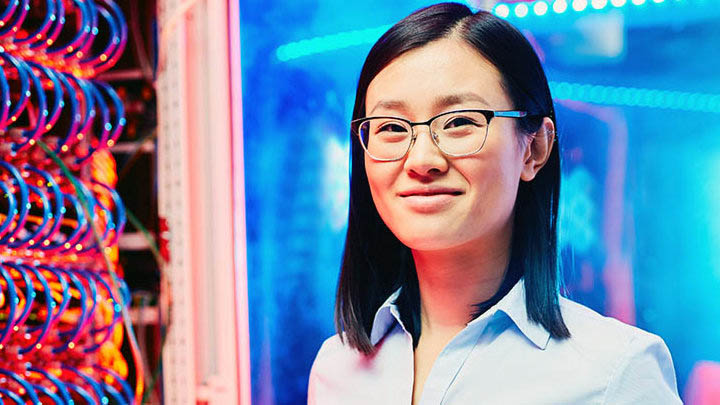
[{"x1": 308, "y1": 3, "x2": 682, "y2": 404}]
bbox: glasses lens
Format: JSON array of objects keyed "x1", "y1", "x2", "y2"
[
  {"x1": 431, "y1": 111, "x2": 489, "y2": 155},
  {"x1": 357, "y1": 118, "x2": 412, "y2": 160}
]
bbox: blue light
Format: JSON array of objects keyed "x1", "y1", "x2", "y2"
[
  {"x1": 515, "y1": 3, "x2": 530, "y2": 17},
  {"x1": 276, "y1": 24, "x2": 392, "y2": 62},
  {"x1": 559, "y1": 167, "x2": 598, "y2": 253},
  {"x1": 495, "y1": 3, "x2": 511, "y2": 18},
  {"x1": 276, "y1": 0, "x2": 715, "y2": 61},
  {"x1": 549, "y1": 81, "x2": 720, "y2": 113},
  {"x1": 322, "y1": 137, "x2": 350, "y2": 231},
  {"x1": 553, "y1": 0, "x2": 569, "y2": 13},
  {"x1": 534, "y1": 1, "x2": 550, "y2": 15}
]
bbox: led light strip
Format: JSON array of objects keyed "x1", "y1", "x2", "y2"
[
  {"x1": 276, "y1": 24, "x2": 391, "y2": 62},
  {"x1": 550, "y1": 81, "x2": 720, "y2": 113},
  {"x1": 275, "y1": 0, "x2": 717, "y2": 62},
  {"x1": 273, "y1": 8, "x2": 720, "y2": 114},
  {"x1": 494, "y1": 0, "x2": 684, "y2": 19}
]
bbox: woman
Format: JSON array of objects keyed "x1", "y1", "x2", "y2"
[{"x1": 308, "y1": 3, "x2": 681, "y2": 404}]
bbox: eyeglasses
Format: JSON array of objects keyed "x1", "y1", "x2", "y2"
[{"x1": 351, "y1": 109, "x2": 529, "y2": 161}]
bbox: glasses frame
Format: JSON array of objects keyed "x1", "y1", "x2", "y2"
[{"x1": 351, "y1": 108, "x2": 529, "y2": 161}]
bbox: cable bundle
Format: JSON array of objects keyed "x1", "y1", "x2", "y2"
[
  {"x1": 0, "y1": 1, "x2": 138, "y2": 404},
  {"x1": 0, "y1": 0, "x2": 127, "y2": 77}
]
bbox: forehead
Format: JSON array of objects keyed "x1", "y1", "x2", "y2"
[{"x1": 365, "y1": 38, "x2": 510, "y2": 117}]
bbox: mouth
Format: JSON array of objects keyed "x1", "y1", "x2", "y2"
[
  {"x1": 398, "y1": 188, "x2": 464, "y2": 197},
  {"x1": 397, "y1": 187, "x2": 463, "y2": 213}
]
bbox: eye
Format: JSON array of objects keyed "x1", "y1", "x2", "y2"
[
  {"x1": 444, "y1": 116, "x2": 478, "y2": 129},
  {"x1": 377, "y1": 123, "x2": 408, "y2": 133}
]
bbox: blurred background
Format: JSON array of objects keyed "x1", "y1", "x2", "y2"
[{"x1": 0, "y1": 0, "x2": 717, "y2": 404}]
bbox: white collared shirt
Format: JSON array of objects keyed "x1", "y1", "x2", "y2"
[{"x1": 308, "y1": 277, "x2": 682, "y2": 404}]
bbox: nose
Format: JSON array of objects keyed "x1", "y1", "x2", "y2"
[{"x1": 403, "y1": 125, "x2": 449, "y2": 177}]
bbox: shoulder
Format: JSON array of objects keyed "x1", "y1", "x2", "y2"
[
  {"x1": 307, "y1": 333, "x2": 378, "y2": 405},
  {"x1": 308, "y1": 332, "x2": 364, "y2": 385},
  {"x1": 556, "y1": 296, "x2": 682, "y2": 404},
  {"x1": 309, "y1": 332, "x2": 378, "y2": 373},
  {"x1": 308, "y1": 326, "x2": 411, "y2": 404},
  {"x1": 311, "y1": 333, "x2": 350, "y2": 364},
  {"x1": 558, "y1": 296, "x2": 653, "y2": 347},
  {"x1": 308, "y1": 334, "x2": 340, "y2": 405}
]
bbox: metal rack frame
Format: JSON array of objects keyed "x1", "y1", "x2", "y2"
[{"x1": 157, "y1": 0, "x2": 250, "y2": 403}]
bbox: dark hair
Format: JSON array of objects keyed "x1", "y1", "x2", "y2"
[{"x1": 335, "y1": 2, "x2": 570, "y2": 355}]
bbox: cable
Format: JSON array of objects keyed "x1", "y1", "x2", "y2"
[{"x1": 36, "y1": 138, "x2": 145, "y2": 403}]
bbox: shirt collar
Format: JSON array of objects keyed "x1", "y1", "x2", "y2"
[
  {"x1": 370, "y1": 287, "x2": 404, "y2": 346},
  {"x1": 490, "y1": 276, "x2": 552, "y2": 350},
  {"x1": 369, "y1": 277, "x2": 551, "y2": 350}
]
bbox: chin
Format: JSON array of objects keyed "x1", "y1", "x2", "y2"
[
  {"x1": 378, "y1": 208, "x2": 464, "y2": 250},
  {"x1": 392, "y1": 225, "x2": 464, "y2": 252}
]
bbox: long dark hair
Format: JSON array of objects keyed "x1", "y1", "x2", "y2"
[{"x1": 335, "y1": 2, "x2": 570, "y2": 355}]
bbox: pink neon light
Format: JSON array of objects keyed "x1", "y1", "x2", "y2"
[
  {"x1": 684, "y1": 361, "x2": 720, "y2": 404},
  {"x1": 228, "y1": 0, "x2": 253, "y2": 403}
]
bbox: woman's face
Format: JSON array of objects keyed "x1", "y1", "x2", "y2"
[{"x1": 364, "y1": 38, "x2": 532, "y2": 252}]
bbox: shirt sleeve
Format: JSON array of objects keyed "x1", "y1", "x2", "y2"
[{"x1": 603, "y1": 332, "x2": 683, "y2": 404}]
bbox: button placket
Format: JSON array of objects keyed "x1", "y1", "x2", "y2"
[{"x1": 418, "y1": 315, "x2": 497, "y2": 405}]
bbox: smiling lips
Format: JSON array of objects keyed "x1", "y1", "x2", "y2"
[{"x1": 398, "y1": 187, "x2": 463, "y2": 213}]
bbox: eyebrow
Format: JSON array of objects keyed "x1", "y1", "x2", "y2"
[{"x1": 368, "y1": 92, "x2": 491, "y2": 115}]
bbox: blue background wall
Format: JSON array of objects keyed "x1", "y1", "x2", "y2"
[{"x1": 239, "y1": 1, "x2": 720, "y2": 403}]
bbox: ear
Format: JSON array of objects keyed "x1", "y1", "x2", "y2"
[{"x1": 520, "y1": 117, "x2": 555, "y2": 182}]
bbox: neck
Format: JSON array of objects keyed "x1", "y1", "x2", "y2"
[{"x1": 412, "y1": 224, "x2": 512, "y2": 334}]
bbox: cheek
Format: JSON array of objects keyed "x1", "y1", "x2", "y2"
[
  {"x1": 463, "y1": 135, "x2": 525, "y2": 219},
  {"x1": 481, "y1": 127, "x2": 526, "y2": 184},
  {"x1": 365, "y1": 157, "x2": 398, "y2": 215},
  {"x1": 468, "y1": 162, "x2": 519, "y2": 217}
]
